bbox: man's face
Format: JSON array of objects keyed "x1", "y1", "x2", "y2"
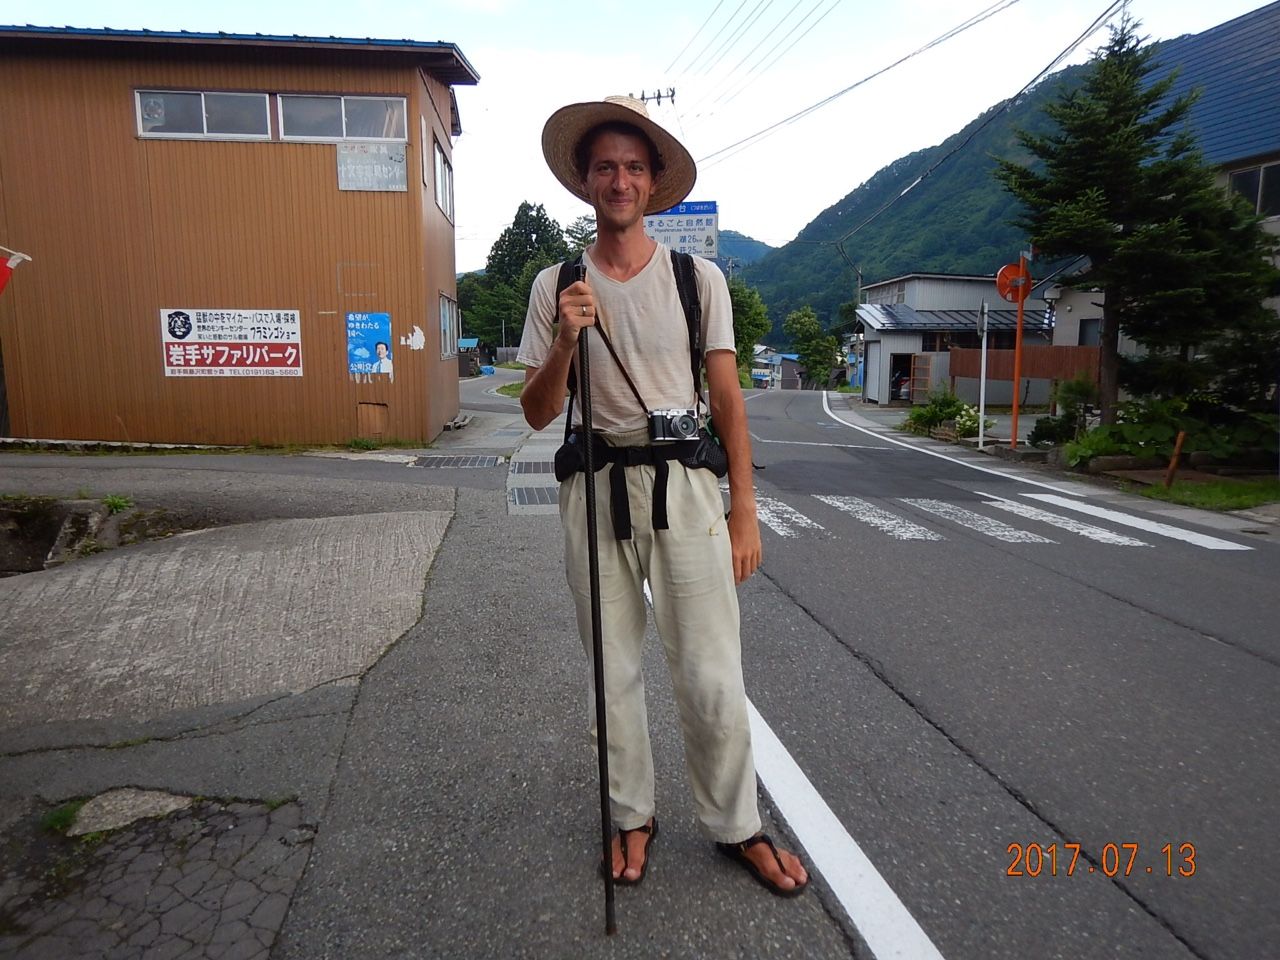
[
  {"x1": 376, "y1": 343, "x2": 388, "y2": 359},
  {"x1": 581, "y1": 130, "x2": 656, "y2": 231}
]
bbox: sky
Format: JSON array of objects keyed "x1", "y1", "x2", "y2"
[{"x1": 7, "y1": 0, "x2": 1271, "y2": 272}]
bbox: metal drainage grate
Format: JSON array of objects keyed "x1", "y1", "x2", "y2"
[
  {"x1": 509, "y1": 486, "x2": 558, "y2": 506},
  {"x1": 413, "y1": 456, "x2": 502, "y2": 469},
  {"x1": 510, "y1": 461, "x2": 555, "y2": 475}
]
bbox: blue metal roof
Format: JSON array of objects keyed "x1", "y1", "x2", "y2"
[
  {"x1": 858, "y1": 303, "x2": 1050, "y2": 333},
  {"x1": 0, "y1": 24, "x2": 479, "y2": 84},
  {"x1": 1147, "y1": 1, "x2": 1280, "y2": 167}
]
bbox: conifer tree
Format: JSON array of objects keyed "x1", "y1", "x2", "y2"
[
  {"x1": 995, "y1": 16, "x2": 1279, "y2": 422},
  {"x1": 486, "y1": 201, "x2": 569, "y2": 287}
]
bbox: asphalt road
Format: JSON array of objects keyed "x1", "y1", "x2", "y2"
[
  {"x1": 2, "y1": 377, "x2": 1275, "y2": 960},
  {"x1": 734, "y1": 388, "x2": 1278, "y2": 960}
]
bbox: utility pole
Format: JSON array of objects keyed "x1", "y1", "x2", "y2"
[
  {"x1": 630, "y1": 88, "x2": 676, "y2": 106},
  {"x1": 725, "y1": 256, "x2": 739, "y2": 281}
]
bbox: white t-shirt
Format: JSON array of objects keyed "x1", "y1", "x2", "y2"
[{"x1": 517, "y1": 245, "x2": 735, "y2": 433}]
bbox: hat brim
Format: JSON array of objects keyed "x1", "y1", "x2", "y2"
[{"x1": 542, "y1": 101, "x2": 696, "y2": 216}]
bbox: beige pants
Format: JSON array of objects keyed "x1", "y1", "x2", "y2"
[{"x1": 559, "y1": 441, "x2": 762, "y2": 843}]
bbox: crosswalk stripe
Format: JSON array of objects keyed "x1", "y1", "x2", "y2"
[
  {"x1": 976, "y1": 492, "x2": 1150, "y2": 546},
  {"x1": 756, "y1": 494, "x2": 825, "y2": 538},
  {"x1": 902, "y1": 498, "x2": 1056, "y2": 543},
  {"x1": 814, "y1": 495, "x2": 943, "y2": 540},
  {"x1": 1022, "y1": 494, "x2": 1253, "y2": 551}
]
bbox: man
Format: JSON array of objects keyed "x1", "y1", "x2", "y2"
[{"x1": 518, "y1": 96, "x2": 808, "y2": 897}]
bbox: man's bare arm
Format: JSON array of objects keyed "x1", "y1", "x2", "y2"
[
  {"x1": 520, "y1": 279, "x2": 595, "y2": 430},
  {"x1": 706, "y1": 349, "x2": 761, "y2": 584}
]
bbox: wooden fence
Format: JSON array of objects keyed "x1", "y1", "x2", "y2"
[{"x1": 949, "y1": 345, "x2": 1099, "y2": 383}]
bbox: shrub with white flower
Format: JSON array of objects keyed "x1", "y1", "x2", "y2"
[{"x1": 954, "y1": 403, "x2": 994, "y2": 438}]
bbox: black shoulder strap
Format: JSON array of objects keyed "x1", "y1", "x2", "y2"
[
  {"x1": 669, "y1": 251, "x2": 703, "y2": 408},
  {"x1": 554, "y1": 254, "x2": 584, "y2": 441}
]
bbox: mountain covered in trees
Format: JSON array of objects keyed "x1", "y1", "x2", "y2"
[
  {"x1": 715, "y1": 230, "x2": 773, "y2": 270},
  {"x1": 741, "y1": 63, "x2": 1091, "y2": 340}
]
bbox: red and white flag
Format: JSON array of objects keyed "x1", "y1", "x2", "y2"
[{"x1": 0, "y1": 261, "x2": 11, "y2": 297}]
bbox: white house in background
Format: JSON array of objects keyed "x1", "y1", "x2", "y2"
[{"x1": 855, "y1": 273, "x2": 1052, "y2": 405}]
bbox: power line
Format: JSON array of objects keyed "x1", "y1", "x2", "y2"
[
  {"x1": 697, "y1": 0, "x2": 1025, "y2": 167},
  {"x1": 822, "y1": 0, "x2": 1128, "y2": 322},
  {"x1": 693, "y1": 0, "x2": 839, "y2": 120},
  {"x1": 665, "y1": 0, "x2": 728, "y2": 74},
  {"x1": 673, "y1": 0, "x2": 751, "y2": 82},
  {"x1": 682, "y1": 0, "x2": 811, "y2": 117},
  {"x1": 694, "y1": 0, "x2": 776, "y2": 78}
]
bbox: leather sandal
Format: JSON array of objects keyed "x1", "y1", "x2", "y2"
[
  {"x1": 599, "y1": 817, "x2": 659, "y2": 886},
  {"x1": 716, "y1": 833, "x2": 808, "y2": 898}
]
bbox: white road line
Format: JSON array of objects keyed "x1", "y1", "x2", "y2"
[
  {"x1": 647, "y1": 565, "x2": 945, "y2": 956},
  {"x1": 975, "y1": 491, "x2": 1150, "y2": 547},
  {"x1": 815, "y1": 495, "x2": 944, "y2": 540},
  {"x1": 1022, "y1": 494, "x2": 1253, "y2": 551},
  {"x1": 748, "y1": 701, "x2": 947, "y2": 960},
  {"x1": 820, "y1": 393, "x2": 1082, "y2": 495},
  {"x1": 902, "y1": 499, "x2": 1056, "y2": 543},
  {"x1": 757, "y1": 494, "x2": 825, "y2": 538},
  {"x1": 751, "y1": 435, "x2": 905, "y2": 451}
]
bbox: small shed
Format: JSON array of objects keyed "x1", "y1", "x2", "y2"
[
  {"x1": 457, "y1": 337, "x2": 480, "y2": 377},
  {"x1": 855, "y1": 303, "x2": 1052, "y2": 405}
]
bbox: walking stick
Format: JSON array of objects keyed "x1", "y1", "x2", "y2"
[{"x1": 576, "y1": 264, "x2": 617, "y2": 936}]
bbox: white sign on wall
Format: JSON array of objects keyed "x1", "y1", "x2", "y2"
[
  {"x1": 337, "y1": 143, "x2": 408, "y2": 192},
  {"x1": 161, "y1": 309, "x2": 302, "y2": 377},
  {"x1": 644, "y1": 200, "x2": 718, "y2": 258}
]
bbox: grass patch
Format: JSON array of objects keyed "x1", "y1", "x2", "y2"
[
  {"x1": 264, "y1": 794, "x2": 298, "y2": 811},
  {"x1": 496, "y1": 382, "x2": 524, "y2": 399},
  {"x1": 102, "y1": 494, "x2": 133, "y2": 514},
  {"x1": 1139, "y1": 476, "x2": 1280, "y2": 511},
  {"x1": 41, "y1": 800, "x2": 86, "y2": 835},
  {"x1": 495, "y1": 361, "x2": 526, "y2": 370}
]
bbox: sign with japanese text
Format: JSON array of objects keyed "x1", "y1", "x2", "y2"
[
  {"x1": 337, "y1": 143, "x2": 408, "y2": 192},
  {"x1": 644, "y1": 200, "x2": 719, "y2": 259},
  {"x1": 347, "y1": 312, "x2": 394, "y2": 380},
  {"x1": 161, "y1": 309, "x2": 302, "y2": 377}
]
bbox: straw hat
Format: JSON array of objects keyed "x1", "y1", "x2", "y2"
[{"x1": 541, "y1": 95, "x2": 696, "y2": 215}]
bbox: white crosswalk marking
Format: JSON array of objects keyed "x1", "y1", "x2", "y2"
[
  {"x1": 976, "y1": 492, "x2": 1150, "y2": 546},
  {"x1": 1022, "y1": 494, "x2": 1253, "y2": 551},
  {"x1": 756, "y1": 494, "x2": 825, "y2": 538},
  {"x1": 901, "y1": 499, "x2": 1056, "y2": 543},
  {"x1": 814, "y1": 495, "x2": 943, "y2": 540}
]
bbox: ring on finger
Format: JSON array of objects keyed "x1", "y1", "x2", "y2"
[{"x1": 581, "y1": 305, "x2": 588, "y2": 317}]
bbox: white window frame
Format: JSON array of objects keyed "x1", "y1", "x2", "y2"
[
  {"x1": 440, "y1": 294, "x2": 460, "y2": 359},
  {"x1": 278, "y1": 94, "x2": 408, "y2": 143},
  {"x1": 1228, "y1": 160, "x2": 1280, "y2": 219},
  {"x1": 434, "y1": 138, "x2": 455, "y2": 221},
  {"x1": 136, "y1": 90, "x2": 271, "y2": 141}
]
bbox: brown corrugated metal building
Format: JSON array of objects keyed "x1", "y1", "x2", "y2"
[{"x1": 0, "y1": 26, "x2": 478, "y2": 445}]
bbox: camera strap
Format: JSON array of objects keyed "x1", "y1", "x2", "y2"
[{"x1": 556, "y1": 250, "x2": 702, "y2": 442}]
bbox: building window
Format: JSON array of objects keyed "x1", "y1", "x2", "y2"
[
  {"x1": 434, "y1": 140, "x2": 455, "y2": 220},
  {"x1": 279, "y1": 95, "x2": 407, "y2": 141},
  {"x1": 1228, "y1": 162, "x2": 1280, "y2": 218},
  {"x1": 440, "y1": 294, "x2": 459, "y2": 359},
  {"x1": 137, "y1": 91, "x2": 270, "y2": 139}
]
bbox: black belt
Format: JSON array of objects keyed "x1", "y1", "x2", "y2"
[{"x1": 570, "y1": 432, "x2": 692, "y2": 541}]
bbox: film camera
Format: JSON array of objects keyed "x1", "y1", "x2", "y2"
[{"x1": 648, "y1": 408, "x2": 701, "y2": 442}]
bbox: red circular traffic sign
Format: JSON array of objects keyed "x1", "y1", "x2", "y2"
[{"x1": 996, "y1": 263, "x2": 1031, "y2": 303}]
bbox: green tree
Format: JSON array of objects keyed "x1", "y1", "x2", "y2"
[
  {"x1": 486, "y1": 201, "x2": 569, "y2": 287},
  {"x1": 783, "y1": 306, "x2": 839, "y2": 389},
  {"x1": 727, "y1": 279, "x2": 771, "y2": 369},
  {"x1": 564, "y1": 214, "x2": 597, "y2": 253},
  {"x1": 457, "y1": 271, "x2": 521, "y2": 349},
  {"x1": 995, "y1": 17, "x2": 1280, "y2": 422}
]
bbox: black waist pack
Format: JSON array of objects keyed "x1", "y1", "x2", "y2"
[
  {"x1": 553, "y1": 431, "x2": 608, "y2": 482},
  {"x1": 679, "y1": 425, "x2": 728, "y2": 478},
  {"x1": 555, "y1": 427, "x2": 727, "y2": 482}
]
